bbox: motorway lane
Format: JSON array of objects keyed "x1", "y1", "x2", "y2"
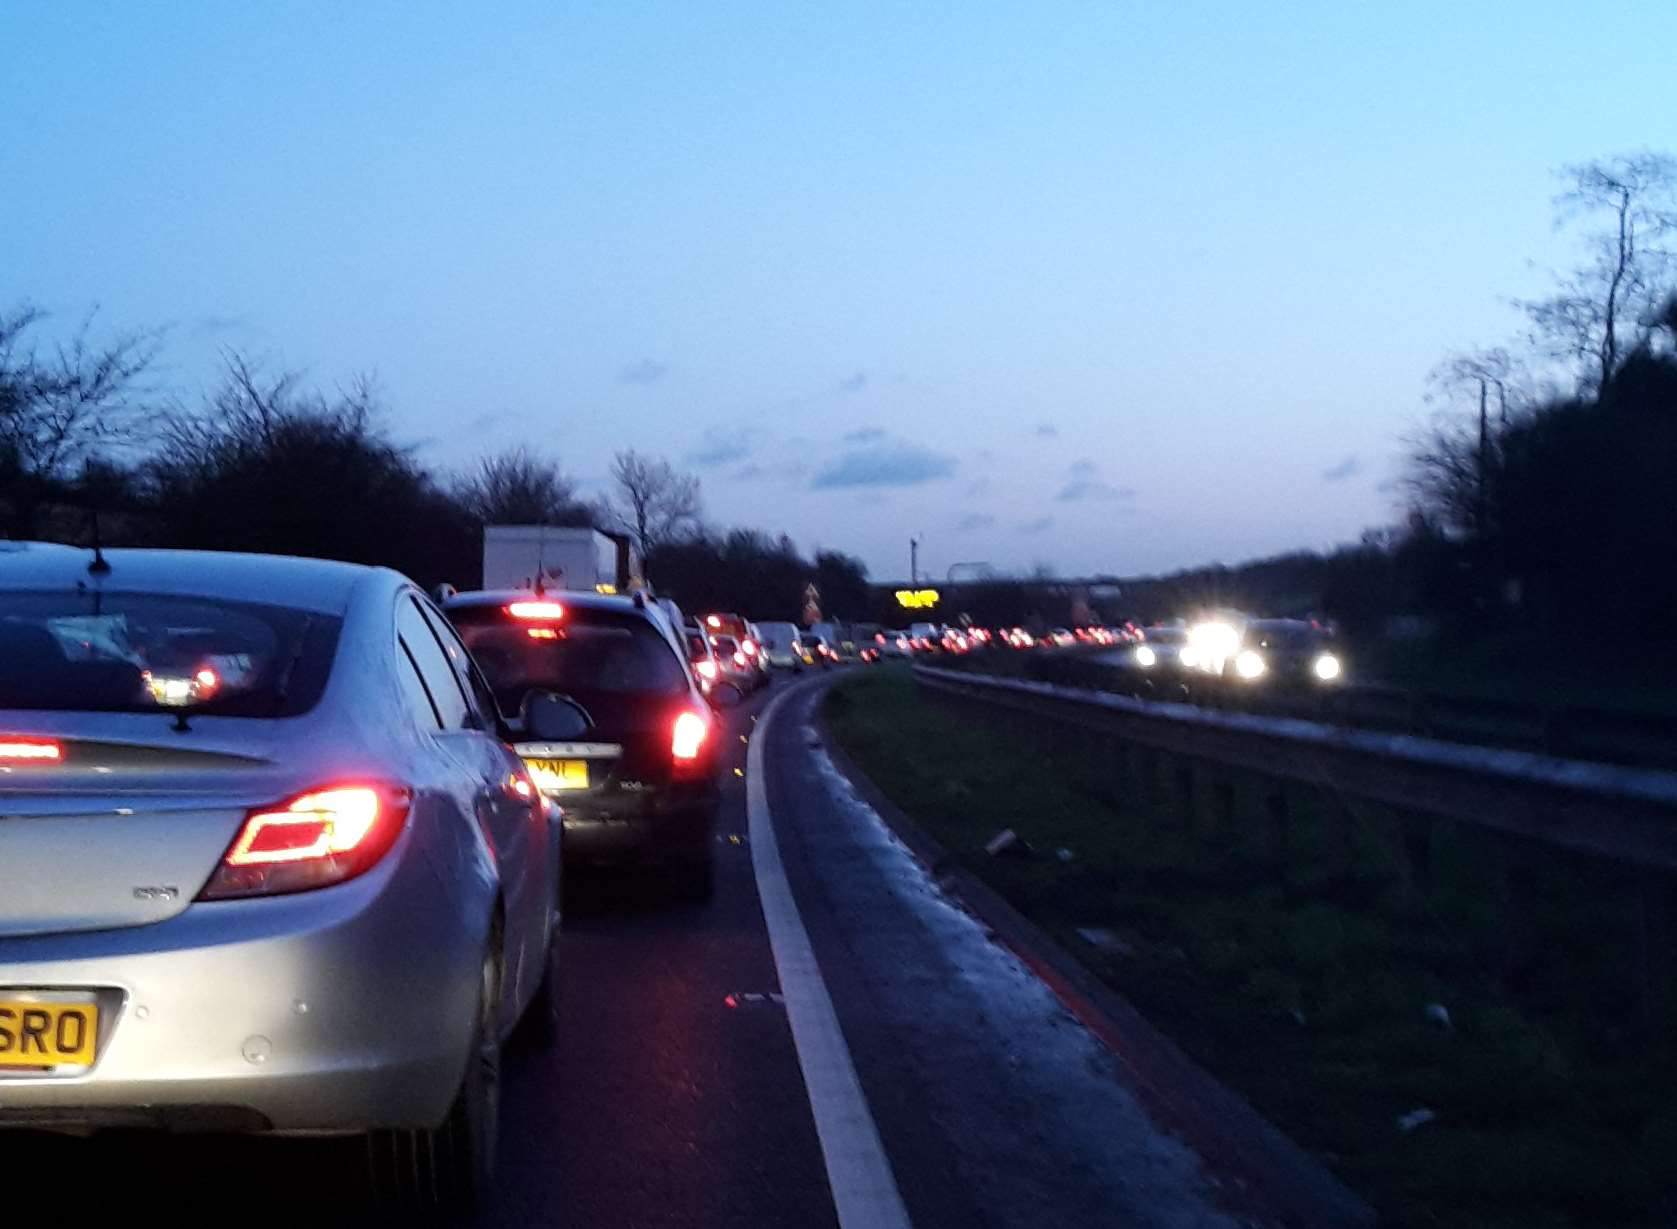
[
  {"x1": 1, "y1": 676, "x2": 837, "y2": 1229},
  {"x1": 486, "y1": 676, "x2": 836, "y2": 1227}
]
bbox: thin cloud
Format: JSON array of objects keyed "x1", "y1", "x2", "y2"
[
  {"x1": 838, "y1": 372, "x2": 869, "y2": 394},
  {"x1": 1017, "y1": 516, "x2": 1056, "y2": 534},
  {"x1": 955, "y1": 512, "x2": 996, "y2": 532},
  {"x1": 618, "y1": 358, "x2": 670, "y2": 386},
  {"x1": 1322, "y1": 455, "x2": 1361, "y2": 482},
  {"x1": 730, "y1": 463, "x2": 770, "y2": 482},
  {"x1": 462, "y1": 409, "x2": 519, "y2": 432},
  {"x1": 843, "y1": 426, "x2": 886, "y2": 444},
  {"x1": 1036, "y1": 423, "x2": 1059, "y2": 439},
  {"x1": 965, "y1": 477, "x2": 993, "y2": 497},
  {"x1": 812, "y1": 442, "x2": 957, "y2": 489},
  {"x1": 1057, "y1": 479, "x2": 1137, "y2": 503},
  {"x1": 1067, "y1": 458, "x2": 1099, "y2": 478},
  {"x1": 689, "y1": 434, "x2": 751, "y2": 469}
]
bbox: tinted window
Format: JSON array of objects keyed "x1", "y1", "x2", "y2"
[
  {"x1": 416, "y1": 597, "x2": 499, "y2": 722},
  {"x1": 449, "y1": 607, "x2": 687, "y2": 711},
  {"x1": 396, "y1": 642, "x2": 442, "y2": 729},
  {"x1": 397, "y1": 598, "x2": 472, "y2": 729},
  {"x1": 0, "y1": 591, "x2": 340, "y2": 716}
]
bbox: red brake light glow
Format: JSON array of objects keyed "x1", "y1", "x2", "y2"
[
  {"x1": 672, "y1": 710, "x2": 709, "y2": 762},
  {"x1": 0, "y1": 738, "x2": 62, "y2": 762},
  {"x1": 742, "y1": 639, "x2": 757, "y2": 656},
  {"x1": 733, "y1": 651, "x2": 747, "y2": 667},
  {"x1": 706, "y1": 615, "x2": 721, "y2": 628},
  {"x1": 696, "y1": 659, "x2": 718, "y2": 680},
  {"x1": 508, "y1": 600, "x2": 566, "y2": 621},
  {"x1": 200, "y1": 783, "x2": 411, "y2": 900}
]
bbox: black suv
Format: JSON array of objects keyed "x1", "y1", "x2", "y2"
[{"x1": 443, "y1": 590, "x2": 732, "y2": 896}]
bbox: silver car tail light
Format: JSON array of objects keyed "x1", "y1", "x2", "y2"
[{"x1": 198, "y1": 783, "x2": 412, "y2": 900}]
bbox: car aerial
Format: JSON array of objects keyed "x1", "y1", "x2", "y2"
[
  {"x1": 755, "y1": 621, "x2": 806, "y2": 671},
  {"x1": 443, "y1": 589, "x2": 735, "y2": 899},
  {"x1": 1222, "y1": 619, "x2": 1345, "y2": 687},
  {"x1": 0, "y1": 543, "x2": 561, "y2": 1218}
]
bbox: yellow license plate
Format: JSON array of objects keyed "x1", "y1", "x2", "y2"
[
  {"x1": 525, "y1": 757, "x2": 589, "y2": 792},
  {"x1": 0, "y1": 999, "x2": 98, "y2": 1069}
]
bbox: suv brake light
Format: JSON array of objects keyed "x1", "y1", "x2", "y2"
[
  {"x1": 199, "y1": 783, "x2": 411, "y2": 900},
  {"x1": 672, "y1": 709, "x2": 710, "y2": 762},
  {"x1": 508, "y1": 600, "x2": 566, "y2": 621}
]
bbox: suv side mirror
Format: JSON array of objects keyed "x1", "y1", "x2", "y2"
[{"x1": 521, "y1": 691, "x2": 593, "y2": 741}]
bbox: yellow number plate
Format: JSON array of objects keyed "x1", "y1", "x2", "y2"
[
  {"x1": 525, "y1": 758, "x2": 589, "y2": 792},
  {"x1": 0, "y1": 999, "x2": 98, "y2": 1069}
]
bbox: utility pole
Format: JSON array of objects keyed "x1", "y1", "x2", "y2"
[{"x1": 909, "y1": 537, "x2": 920, "y2": 587}]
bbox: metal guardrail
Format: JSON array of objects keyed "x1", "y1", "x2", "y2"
[
  {"x1": 914, "y1": 662, "x2": 1677, "y2": 1031},
  {"x1": 912, "y1": 664, "x2": 1677, "y2": 872}
]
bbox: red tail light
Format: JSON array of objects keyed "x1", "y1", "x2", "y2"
[
  {"x1": 733, "y1": 651, "x2": 747, "y2": 667},
  {"x1": 199, "y1": 783, "x2": 411, "y2": 900},
  {"x1": 508, "y1": 600, "x2": 566, "y2": 621},
  {"x1": 742, "y1": 639, "x2": 758, "y2": 656},
  {"x1": 696, "y1": 659, "x2": 718, "y2": 681},
  {"x1": 672, "y1": 709, "x2": 710, "y2": 763},
  {"x1": 0, "y1": 738, "x2": 62, "y2": 762}
]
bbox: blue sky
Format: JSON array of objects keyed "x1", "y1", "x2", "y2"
[{"x1": 5, "y1": 2, "x2": 1674, "y2": 580}]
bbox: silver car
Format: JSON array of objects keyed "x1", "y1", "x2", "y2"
[{"x1": 0, "y1": 543, "x2": 564, "y2": 1218}]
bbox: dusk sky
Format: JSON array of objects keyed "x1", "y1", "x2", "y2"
[{"x1": 6, "y1": 3, "x2": 1674, "y2": 581}]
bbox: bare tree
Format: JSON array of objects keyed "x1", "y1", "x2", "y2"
[
  {"x1": 1522, "y1": 152, "x2": 1677, "y2": 396},
  {"x1": 607, "y1": 449, "x2": 702, "y2": 556},
  {"x1": 0, "y1": 304, "x2": 160, "y2": 534},
  {"x1": 455, "y1": 446, "x2": 594, "y2": 526}
]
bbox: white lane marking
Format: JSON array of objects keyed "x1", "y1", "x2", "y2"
[{"x1": 748, "y1": 681, "x2": 915, "y2": 1229}]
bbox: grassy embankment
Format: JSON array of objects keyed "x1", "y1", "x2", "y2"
[{"x1": 825, "y1": 666, "x2": 1675, "y2": 1229}]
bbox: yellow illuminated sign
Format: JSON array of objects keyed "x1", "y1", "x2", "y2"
[{"x1": 895, "y1": 588, "x2": 941, "y2": 609}]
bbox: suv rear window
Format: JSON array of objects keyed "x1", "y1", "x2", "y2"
[
  {"x1": 449, "y1": 607, "x2": 688, "y2": 709},
  {"x1": 0, "y1": 591, "x2": 340, "y2": 717}
]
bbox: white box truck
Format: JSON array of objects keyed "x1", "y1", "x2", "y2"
[{"x1": 482, "y1": 526, "x2": 643, "y2": 594}]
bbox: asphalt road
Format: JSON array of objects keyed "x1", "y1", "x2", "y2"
[{"x1": 5, "y1": 669, "x2": 1238, "y2": 1228}]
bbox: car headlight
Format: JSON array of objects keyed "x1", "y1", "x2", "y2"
[
  {"x1": 1179, "y1": 646, "x2": 1199, "y2": 669},
  {"x1": 1234, "y1": 650, "x2": 1266, "y2": 680},
  {"x1": 1313, "y1": 653, "x2": 1342, "y2": 682},
  {"x1": 1135, "y1": 646, "x2": 1156, "y2": 668}
]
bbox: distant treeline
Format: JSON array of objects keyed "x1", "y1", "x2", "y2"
[{"x1": 0, "y1": 319, "x2": 871, "y2": 621}]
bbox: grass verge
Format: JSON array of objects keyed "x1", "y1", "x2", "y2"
[{"x1": 825, "y1": 666, "x2": 1675, "y2": 1229}]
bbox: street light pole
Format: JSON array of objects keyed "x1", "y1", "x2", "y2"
[{"x1": 910, "y1": 537, "x2": 920, "y2": 587}]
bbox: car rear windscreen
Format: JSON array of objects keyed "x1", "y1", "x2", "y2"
[
  {"x1": 0, "y1": 591, "x2": 341, "y2": 716},
  {"x1": 452, "y1": 610, "x2": 688, "y2": 708}
]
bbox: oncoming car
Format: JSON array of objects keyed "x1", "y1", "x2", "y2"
[
  {"x1": 0, "y1": 543, "x2": 562, "y2": 1218},
  {"x1": 443, "y1": 590, "x2": 730, "y2": 897},
  {"x1": 1222, "y1": 619, "x2": 1345, "y2": 687}
]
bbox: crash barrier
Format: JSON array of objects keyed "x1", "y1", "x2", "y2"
[
  {"x1": 1018, "y1": 653, "x2": 1677, "y2": 772},
  {"x1": 912, "y1": 664, "x2": 1677, "y2": 1033}
]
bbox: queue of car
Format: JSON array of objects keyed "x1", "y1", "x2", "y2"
[{"x1": 0, "y1": 542, "x2": 878, "y2": 1218}]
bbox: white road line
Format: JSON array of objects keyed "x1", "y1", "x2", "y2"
[{"x1": 747, "y1": 680, "x2": 914, "y2": 1229}]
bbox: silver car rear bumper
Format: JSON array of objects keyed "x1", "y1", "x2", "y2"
[{"x1": 0, "y1": 837, "x2": 481, "y2": 1134}]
